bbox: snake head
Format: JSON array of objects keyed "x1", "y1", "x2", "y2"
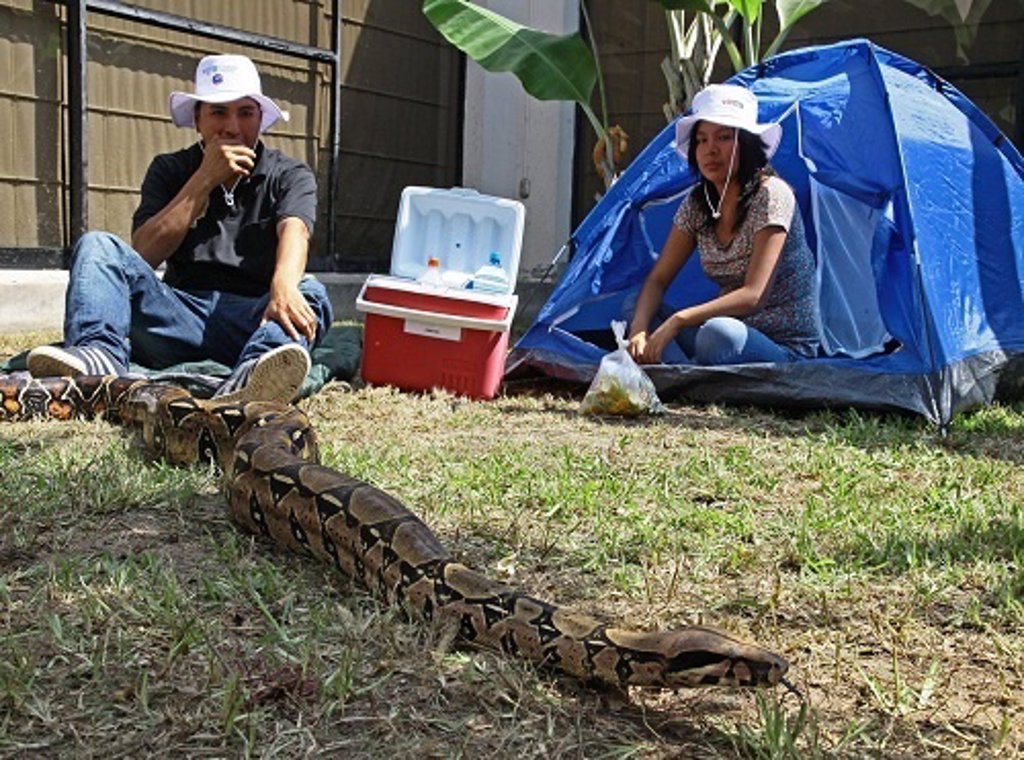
[
  {"x1": 605, "y1": 624, "x2": 789, "y2": 688},
  {"x1": 660, "y1": 625, "x2": 788, "y2": 687}
]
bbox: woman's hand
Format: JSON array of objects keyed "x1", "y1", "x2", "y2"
[
  {"x1": 629, "y1": 313, "x2": 682, "y2": 364},
  {"x1": 627, "y1": 331, "x2": 648, "y2": 361},
  {"x1": 639, "y1": 316, "x2": 682, "y2": 364}
]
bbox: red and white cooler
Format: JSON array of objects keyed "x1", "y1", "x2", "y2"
[{"x1": 356, "y1": 186, "x2": 525, "y2": 399}]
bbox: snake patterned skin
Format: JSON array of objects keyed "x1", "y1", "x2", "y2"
[{"x1": 0, "y1": 373, "x2": 790, "y2": 690}]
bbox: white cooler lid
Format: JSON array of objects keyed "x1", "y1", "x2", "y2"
[{"x1": 390, "y1": 186, "x2": 525, "y2": 293}]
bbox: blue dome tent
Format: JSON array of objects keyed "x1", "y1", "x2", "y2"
[{"x1": 507, "y1": 40, "x2": 1024, "y2": 426}]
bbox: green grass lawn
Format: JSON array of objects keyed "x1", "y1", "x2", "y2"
[{"x1": 1, "y1": 335, "x2": 1021, "y2": 758}]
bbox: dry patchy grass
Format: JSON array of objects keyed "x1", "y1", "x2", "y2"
[{"x1": 1, "y1": 332, "x2": 1022, "y2": 758}]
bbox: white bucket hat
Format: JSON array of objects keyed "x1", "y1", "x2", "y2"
[
  {"x1": 168, "y1": 54, "x2": 288, "y2": 133},
  {"x1": 674, "y1": 83, "x2": 782, "y2": 160}
]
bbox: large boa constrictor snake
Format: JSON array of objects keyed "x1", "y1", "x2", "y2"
[{"x1": 1, "y1": 373, "x2": 790, "y2": 692}]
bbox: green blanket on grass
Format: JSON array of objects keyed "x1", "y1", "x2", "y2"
[{"x1": 2, "y1": 323, "x2": 363, "y2": 401}]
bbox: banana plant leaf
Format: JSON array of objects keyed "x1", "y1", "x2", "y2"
[
  {"x1": 725, "y1": 0, "x2": 762, "y2": 22},
  {"x1": 899, "y1": 0, "x2": 993, "y2": 61},
  {"x1": 776, "y1": 0, "x2": 830, "y2": 29},
  {"x1": 422, "y1": 0, "x2": 597, "y2": 106},
  {"x1": 655, "y1": 0, "x2": 745, "y2": 71},
  {"x1": 766, "y1": 0, "x2": 831, "y2": 57}
]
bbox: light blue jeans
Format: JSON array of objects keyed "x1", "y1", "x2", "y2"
[
  {"x1": 673, "y1": 316, "x2": 799, "y2": 365},
  {"x1": 63, "y1": 231, "x2": 334, "y2": 371}
]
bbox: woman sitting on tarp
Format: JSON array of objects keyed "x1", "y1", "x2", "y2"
[{"x1": 627, "y1": 84, "x2": 819, "y2": 365}]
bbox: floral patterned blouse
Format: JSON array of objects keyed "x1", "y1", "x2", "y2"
[{"x1": 674, "y1": 175, "x2": 820, "y2": 357}]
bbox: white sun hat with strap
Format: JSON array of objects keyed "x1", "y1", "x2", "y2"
[
  {"x1": 674, "y1": 83, "x2": 782, "y2": 160},
  {"x1": 168, "y1": 54, "x2": 288, "y2": 133}
]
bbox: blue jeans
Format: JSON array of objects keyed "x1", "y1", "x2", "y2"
[
  {"x1": 64, "y1": 231, "x2": 334, "y2": 371},
  {"x1": 675, "y1": 316, "x2": 798, "y2": 365}
]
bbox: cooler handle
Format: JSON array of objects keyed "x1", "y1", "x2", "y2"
[{"x1": 355, "y1": 293, "x2": 517, "y2": 333}]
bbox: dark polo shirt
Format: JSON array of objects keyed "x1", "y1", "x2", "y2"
[{"x1": 132, "y1": 142, "x2": 317, "y2": 297}]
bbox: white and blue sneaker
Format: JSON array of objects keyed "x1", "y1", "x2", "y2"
[
  {"x1": 27, "y1": 344, "x2": 126, "y2": 378},
  {"x1": 213, "y1": 344, "x2": 311, "y2": 405}
]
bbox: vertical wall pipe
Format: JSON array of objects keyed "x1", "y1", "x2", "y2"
[
  {"x1": 328, "y1": 0, "x2": 342, "y2": 265},
  {"x1": 67, "y1": 0, "x2": 88, "y2": 252}
]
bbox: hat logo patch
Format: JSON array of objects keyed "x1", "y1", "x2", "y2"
[{"x1": 212, "y1": 73, "x2": 224, "y2": 85}]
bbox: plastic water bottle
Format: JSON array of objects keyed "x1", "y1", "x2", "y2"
[
  {"x1": 419, "y1": 256, "x2": 443, "y2": 287},
  {"x1": 470, "y1": 251, "x2": 510, "y2": 293}
]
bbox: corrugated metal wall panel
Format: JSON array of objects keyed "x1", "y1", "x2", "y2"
[
  {"x1": 0, "y1": 0, "x2": 462, "y2": 272},
  {"x1": 334, "y1": 3, "x2": 461, "y2": 268},
  {"x1": 96, "y1": 0, "x2": 330, "y2": 50},
  {"x1": 0, "y1": 3, "x2": 64, "y2": 248}
]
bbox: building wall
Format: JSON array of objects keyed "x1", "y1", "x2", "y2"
[
  {"x1": 5, "y1": 2, "x2": 1018, "y2": 278},
  {"x1": 0, "y1": 0, "x2": 462, "y2": 271},
  {"x1": 785, "y1": 0, "x2": 1022, "y2": 144},
  {"x1": 337, "y1": 0, "x2": 462, "y2": 271},
  {"x1": 0, "y1": 1, "x2": 65, "y2": 254}
]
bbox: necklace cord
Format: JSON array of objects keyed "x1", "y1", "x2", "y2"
[
  {"x1": 704, "y1": 134, "x2": 739, "y2": 220},
  {"x1": 222, "y1": 176, "x2": 242, "y2": 208}
]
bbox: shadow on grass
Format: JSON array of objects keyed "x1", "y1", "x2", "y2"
[
  {"x1": 811, "y1": 513, "x2": 1024, "y2": 623},
  {"x1": 501, "y1": 377, "x2": 1024, "y2": 466}
]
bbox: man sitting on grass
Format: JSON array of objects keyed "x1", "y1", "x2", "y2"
[{"x1": 28, "y1": 53, "x2": 333, "y2": 404}]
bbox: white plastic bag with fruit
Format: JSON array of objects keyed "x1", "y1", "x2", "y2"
[{"x1": 580, "y1": 321, "x2": 665, "y2": 416}]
